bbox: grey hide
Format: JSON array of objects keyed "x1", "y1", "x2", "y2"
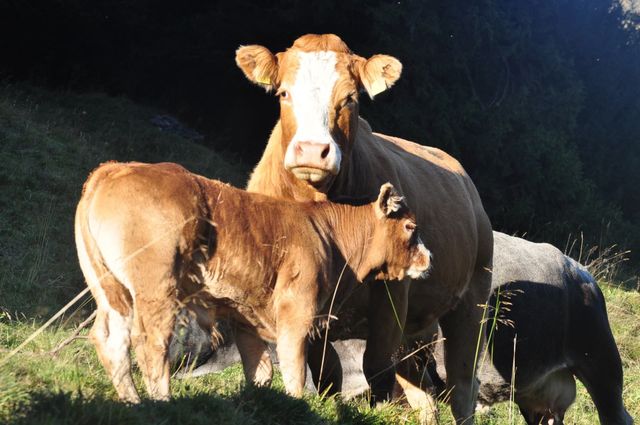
[{"x1": 169, "y1": 231, "x2": 633, "y2": 425}]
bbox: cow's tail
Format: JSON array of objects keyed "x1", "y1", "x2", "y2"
[{"x1": 74, "y1": 172, "x2": 134, "y2": 317}]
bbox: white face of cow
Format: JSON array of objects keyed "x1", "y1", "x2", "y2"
[
  {"x1": 280, "y1": 51, "x2": 342, "y2": 183},
  {"x1": 236, "y1": 34, "x2": 402, "y2": 191}
]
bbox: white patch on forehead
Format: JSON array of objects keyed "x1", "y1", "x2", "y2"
[
  {"x1": 283, "y1": 51, "x2": 342, "y2": 168},
  {"x1": 290, "y1": 51, "x2": 338, "y2": 141},
  {"x1": 282, "y1": 50, "x2": 347, "y2": 176}
]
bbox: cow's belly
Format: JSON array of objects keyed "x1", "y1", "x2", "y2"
[
  {"x1": 316, "y1": 280, "x2": 371, "y2": 340},
  {"x1": 315, "y1": 271, "x2": 472, "y2": 341},
  {"x1": 405, "y1": 280, "x2": 470, "y2": 335}
]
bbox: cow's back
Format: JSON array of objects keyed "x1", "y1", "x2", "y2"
[{"x1": 491, "y1": 231, "x2": 567, "y2": 288}]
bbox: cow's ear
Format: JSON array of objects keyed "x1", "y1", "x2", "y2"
[
  {"x1": 356, "y1": 54, "x2": 402, "y2": 99},
  {"x1": 375, "y1": 183, "x2": 405, "y2": 218},
  {"x1": 235, "y1": 45, "x2": 279, "y2": 92}
]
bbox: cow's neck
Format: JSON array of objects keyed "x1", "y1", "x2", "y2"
[
  {"x1": 310, "y1": 203, "x2": 376, "y2": 282},
  {"x1": 328, "y1": 118, "x2": 380, "y2": 199}
]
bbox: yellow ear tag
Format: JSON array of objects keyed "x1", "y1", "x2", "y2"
[
  {"x1": 368, "y1": 79, "x2": 388, "y2": 97},
  {"x1": 256, "y1": 75, "x2": 272, "y2": 86}
]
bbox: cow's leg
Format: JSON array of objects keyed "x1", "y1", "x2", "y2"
[
  {"x1": 90, "y1": 306, "x2": 139, "y2": 403},
  {"x1": 439, "y1": 266, "x2": 491, "y2": 424},
  {"x1": 235, "y1": 326, "x2": 273, "y2": 387},
  {"x1": 133, "y1": 293, "x2": 177, "y2": 401},
  {"x1": 307, "y1": 339, "x2": 343, "y2": 396},
  {"x1": 567, "y1": 309, "x2": 632, "y2": 423},
  {"x1": 363, "y1": 280, "x2": 409, "y2": 405},
  {"x1": 393, "y1": 335, "x2": 440, "y2": 424},
  {"x1": 394, "y1": 371, "x2": 439, "y2": 425},
  {"x1": 574, "y1": 364, "x2": 632, "y2": 425}
]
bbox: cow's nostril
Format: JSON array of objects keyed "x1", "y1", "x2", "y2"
[{"x1": 320, "y1": 145, "x2": 330, "y2": 159}]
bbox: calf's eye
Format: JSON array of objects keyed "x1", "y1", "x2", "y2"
[{"x1": 342, "y1": 92, "x2": 357, "y2": 108}]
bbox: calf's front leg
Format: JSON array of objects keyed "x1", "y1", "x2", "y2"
[
  {"x1": 235, "y1": 325, "x2": 273, "y2": 387},
  {"x1": 275, "y1": 293, "x2": 315, "y2": 397}
]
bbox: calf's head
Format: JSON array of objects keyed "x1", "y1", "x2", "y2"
[
  {"x1": 360, "y1": 183, "x2": 431, "y2": 282},
  {"x1": 236, "y1": 34, "x2": 402, "y2": 190}
]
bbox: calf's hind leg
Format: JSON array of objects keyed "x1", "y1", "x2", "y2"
[
  {"x1": 90, "y1": 306, "x2": 139, "y2": 403},
  {"x1": 133, "y1": 285, "x2": 178, "y2": 401}
]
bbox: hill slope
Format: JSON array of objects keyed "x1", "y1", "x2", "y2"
[{"x1": 0, "y1": 84, "x2": 249, "y2": 317}]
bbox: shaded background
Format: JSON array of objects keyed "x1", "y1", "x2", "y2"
[{"x1": 1, "y1": 0, "x2": 639, "y2": 269}]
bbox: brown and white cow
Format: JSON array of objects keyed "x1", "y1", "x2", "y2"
[
  {"x1": 235, "y1": 34, "x2": 493, "y2": 423},
  {"x1": 75, "y1": 161, "x2": 431, "y2": 402}
]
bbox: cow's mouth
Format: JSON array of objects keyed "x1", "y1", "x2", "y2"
[{"x1": 290, "y1": 167, "x2": 336, "y2": 186}]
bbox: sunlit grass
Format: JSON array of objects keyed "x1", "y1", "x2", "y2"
[{"x1": 1, "y1": 281, "x2": 637, "y2": 425}]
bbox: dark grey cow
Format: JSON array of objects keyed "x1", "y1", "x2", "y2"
[
  {"x1": 171, "y1": 231, "x2": 632, "y2": 424},
  {"x1": 432, "y1": 232, "x2": 633, "y2": 425}
]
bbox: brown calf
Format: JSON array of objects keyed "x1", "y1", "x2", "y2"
[{"x1": 75, "y1": 161, "x2": 430, "y2": 402}]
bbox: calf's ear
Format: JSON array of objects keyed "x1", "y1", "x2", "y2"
[
  {"x1": 375, "y1": 183, "x2": 405, "y2": 218},
  {"x1": 235, "y1": 45, "x2": 279, "y2": 92},
  {"x1": 355, "y1": 54, "x2": 402, "y2": 98}
]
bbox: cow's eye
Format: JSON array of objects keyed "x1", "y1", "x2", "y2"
[{"x1": 278, "y1": 90, "x2": 290, "y2": 100}]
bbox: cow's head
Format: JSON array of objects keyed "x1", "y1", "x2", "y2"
[
  {"x1": 236, "y1": 34, "x2": 402, "y2": 190},
  {"x1": 361, "y1": 183, "x2": 431, "y2": 282}
]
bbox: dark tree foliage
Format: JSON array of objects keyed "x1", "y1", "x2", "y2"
[{"x1": 0, "y1": 0, "x2": 638, "y2": 268}]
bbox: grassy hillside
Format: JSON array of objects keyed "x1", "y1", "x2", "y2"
[
  {"x1": 0, "y1": 84, "x2": 249, "y2": 318},
  {"x1": 0, "y1": 85, "x2": 638, "y2": 424}
]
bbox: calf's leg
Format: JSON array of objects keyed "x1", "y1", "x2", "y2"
[
  {"x1": 133, "y1": 292, "x2": 177, "y2": 401},
  {"x1": 76, "y1": 212, "x2": 139, "y2": 402},
  {"x1": 275, "y1": 289, "x2": 316, "y2": 397},
  {"x1": 235, "y1": 326, "x2": 273, "y2": 387},
  {"x1": 91, "y1": 306, "x2": 139, "y2": 403}
]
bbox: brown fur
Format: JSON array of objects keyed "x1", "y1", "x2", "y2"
[
  {"x1": 75, "y1": 161, "x2": 430, "y2": 401},
  {"x1": 236, "y1": 34, "x2": 493, "y2": 424}
]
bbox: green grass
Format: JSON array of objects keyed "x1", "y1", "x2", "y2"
[
  {"x1": 0, "y1": 321, "x2": 418, "y2": 425},
  {"x1": 0, "y1": 84, "x2": 638, "y2": 424},
  {"x1": 1, "y1": 283, "x2": 637, "y2": 424}
]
